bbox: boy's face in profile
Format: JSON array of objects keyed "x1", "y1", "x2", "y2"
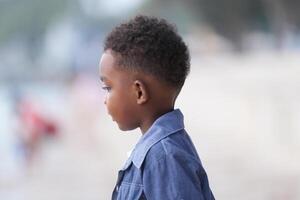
[{"x1": 99, "y1": 50, "x2": 140, "y2": 131}]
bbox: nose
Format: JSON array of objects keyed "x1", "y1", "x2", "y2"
[{"x1": 104, "y1": 95, "x2": 107, "y2": 105}]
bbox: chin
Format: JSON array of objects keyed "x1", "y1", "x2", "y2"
[{"x1": 117, "y1": 123, "x2": 137, "y2": 132}]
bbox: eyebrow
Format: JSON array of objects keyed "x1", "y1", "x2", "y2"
[{"x1": 100, "y1": 76, "x2": 107, "y2": 82}]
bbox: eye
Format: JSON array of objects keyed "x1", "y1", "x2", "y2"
[{"x1": 102, "y1": 86, "x2": 111, "y2": 92}]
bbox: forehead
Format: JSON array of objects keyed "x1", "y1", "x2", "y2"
[
  {"x1": 99, "y1": 51, "x2": 117, "y2": 78},
  {"x1": 99, "y1": 51, "x2": 132, "y2": 82}
]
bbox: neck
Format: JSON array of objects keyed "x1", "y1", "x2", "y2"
[{"x1": 139, "y1": 107, "x2": 174, "y2": 134}]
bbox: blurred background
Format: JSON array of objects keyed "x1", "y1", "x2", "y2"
[{"x1": 0, "y1": 0, "x2": 300, "y2": 199}]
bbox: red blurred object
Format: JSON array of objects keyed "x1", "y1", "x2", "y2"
[
  {"x1": 19, "y1": 100, "x2": 58, "y2": 138},
  {"x1": 16, "y1": 99, "x2": 59, "y2": 165}
]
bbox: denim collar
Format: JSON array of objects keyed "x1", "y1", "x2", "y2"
[{"x1": 122, "y1": 109, "x2": 184, "y2": 170}]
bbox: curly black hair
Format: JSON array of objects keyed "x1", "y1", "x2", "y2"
[{"x1": 104, "y1": 15, "x2": 190, "y2": 88}]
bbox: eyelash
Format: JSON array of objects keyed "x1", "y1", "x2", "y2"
[{"x1": 102, "y1": 86, "x2": 111, "y2": 92}]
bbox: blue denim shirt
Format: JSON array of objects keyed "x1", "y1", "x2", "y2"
[{"x1": 112, "y1": 109, "x2": 215, "y2": 200}]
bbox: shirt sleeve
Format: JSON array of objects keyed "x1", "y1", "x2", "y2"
[{"x1": 142, "y1": 154, "x2": 213, "y2": 200}]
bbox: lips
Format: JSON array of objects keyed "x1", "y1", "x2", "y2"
[{"x1": 108, "y1": 113, "x2": 115, "y2": 122}]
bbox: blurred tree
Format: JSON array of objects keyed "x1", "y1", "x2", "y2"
[
  {"x1": 1, "y1": 0, "x2": 300, "y2": 52},
  {"x1": 187, "y1": 0, "x2": 300, "y2": 50},
  {"x1": 0, "y1": 0, "x2": 69, "y2": 52},
  {"x1": 187, "y1": 0, "x2": 268, "y2": 50},
  {"x1": 283, "y1": 0, "x2": 300, "y2": 27},
  {"x1": 262, "y1": 0, "x2": 300, "y2": 48},
  {"x1": 144, "y1": 0, "x2": 300, "y2": 50}
]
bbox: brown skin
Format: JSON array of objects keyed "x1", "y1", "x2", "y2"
[{"x1": 99, "y1": 50, "x2": 179, "y2": 134}]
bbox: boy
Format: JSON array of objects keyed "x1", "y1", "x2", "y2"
[{"x1": 99, "y1": 15, "x2": 214, "y2": 200}]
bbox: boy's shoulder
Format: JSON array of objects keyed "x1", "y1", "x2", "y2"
[
  {"x1": 129, "y1": 109, "x2": 201, "y2": 169},
  {"x1": 143, "y1": 129, "x2": 202, "y2": 169}
]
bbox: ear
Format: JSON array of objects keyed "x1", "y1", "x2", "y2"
[{"x1": 133, "y1": 80, "x2": 149, "y2": 104}]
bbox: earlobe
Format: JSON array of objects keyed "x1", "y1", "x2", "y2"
[{"x1": 134, "y1": 80, "x2": 149, "y2": 104}]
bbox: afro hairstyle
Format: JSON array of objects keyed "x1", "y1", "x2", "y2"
[{"x1": 104, "y1": 15, "x2": 190, "y2": 88}]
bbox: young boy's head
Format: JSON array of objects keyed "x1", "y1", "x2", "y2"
[{"x1": 99, "y1": 15, "x2": 190, "y2": 133}]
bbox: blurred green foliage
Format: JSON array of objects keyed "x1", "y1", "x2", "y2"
[
  {"x1": 0, "y1": 0, "x2": 69, "y2": 44},
  {"x1": 1, "y1": 0, "x2": 300, "y2": 50}
]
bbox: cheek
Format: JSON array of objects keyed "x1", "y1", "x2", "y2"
[
  {"x1": 105, "y1": 90, "x2": 137, "y2": 125},
  {"x1": 105, "y1": 91, "x2": 123, "y2": 114},
  {"x1": 104, "y1": 93, "x2": 114, "y2": 111}
]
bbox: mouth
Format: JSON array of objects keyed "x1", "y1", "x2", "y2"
[{"x1": 109, "y1": 114, "x2": 115, "y2": 122}]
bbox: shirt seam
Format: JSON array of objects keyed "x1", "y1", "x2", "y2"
[
  {"x1": 133, "y1": 128, "x2": 184, "y2": 168},
  {"x1": 121, "y1": 181, "x2": 144, "y2": 188},
  {"x1": 145, "y1": 148, "x2": 202, "y2": 172}
]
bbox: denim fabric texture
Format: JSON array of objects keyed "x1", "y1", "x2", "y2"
[{"x1": 112, "y1": 109, "x2": 215, "y2": 200}]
